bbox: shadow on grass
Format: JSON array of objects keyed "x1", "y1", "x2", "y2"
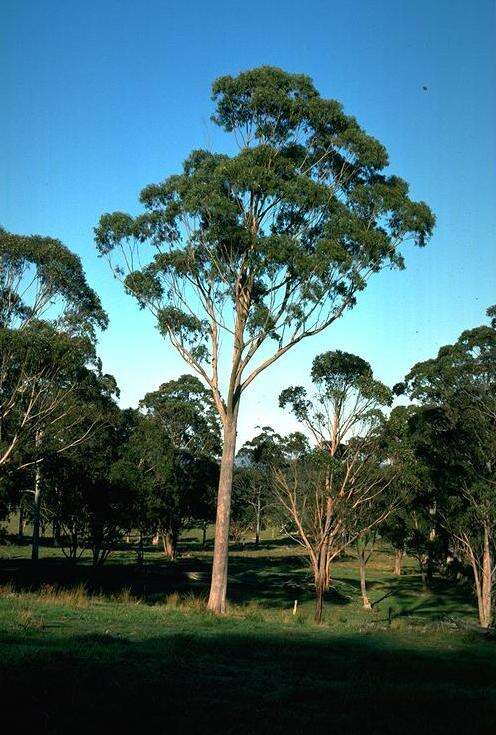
[
  {"x1": 1, "y1": 621, "x2": 495, "y2": 734},
  {"x1": 0, "y1": 537, "x2": 477, "y2": 620},
  {"x1": 0, "y1": 548, "x2": 321, "y2": 608}
]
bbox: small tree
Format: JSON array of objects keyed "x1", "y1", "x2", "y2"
[
  {"x1": 275, "y1": 350, "x2": 396, "y2": 622},
  {"x1": 44, "y1": 407, "x2": 133, "y2": 565},
  {"x1": 138, "y1": 375, "x2": 220, "y2": 558},
  {"x1": 95, "y1": 67, "x2": 434, "y2": 612},
  {"x1": 114, "y1": 400, "x2": 219, "y2": 561},
  {"x1": 380, "y1": 404, "x2": 445, "y2": 586},
  {"x1": 236, "y1": 427, "x2": 286, "y2": 544},
  {"x1": 354, "y1": 528, "x2": 378, "y2": 609}
]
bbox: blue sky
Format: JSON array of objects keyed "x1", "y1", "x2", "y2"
[{"x1": 2, "y1": 0, "x2": 495, "y2": 444}]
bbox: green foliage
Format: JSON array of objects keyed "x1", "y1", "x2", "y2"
[
  {"x1": 44, "y1": 408, "x2": 135, "y2": 564},
  {"x1": 0, "y1": 227, "x2": 107, "y2": 337},
  {"x1": 114, "y1": 379, "x2": 220, "y2": 555},
  {"x1": 95, "y1": 66, "x2": 434, "y2": 415},
  {"x1": 0, "y1": 228, "x2": 110, "y2": 487},
  {"x1": 0, "y1": 321, "x2": 117, "y2": 484},
  {"x1": 391, "y1": 308, "x2": 496, "y2": 616},
  {"x1": 279, "y1": 349, "x2": 392, "y2": 448},
  {"x1": 140, "y1": 374, "x2": 221, "y2": 457}
]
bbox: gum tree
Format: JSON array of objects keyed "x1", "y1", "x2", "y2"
[
  {"x1": 398, "y1": 307, "x2": 496, "y2": 627},
  {"x1": 0, "y1": 228, "x2": 109, "y2": 560},
  {"x1": 0, "y1": 227, "x2": 108, "y2": 472},
  {"x1": 95, "y1": 66, "x2": 434, "y2": 612},
  {"x1": 236, "y1": 427, "x2": 285, "y2": 545},
  {"x1": 276, "y1": 351, "x2": 395, "y2": 622}
]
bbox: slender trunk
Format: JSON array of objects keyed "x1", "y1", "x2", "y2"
[
  {"x1": 201, "y1": 523, "x2": 207, "y2": 549},
  {"x1": 70, "y1": 529, "x2": 78, "y2": 562},
  {"x1": 429, "y1": 501, "x2": 437, "y2": 542},
  {"x1": 162, "y1": 529, "x2": 178, "y2": 560},
  {"x1": 31, "y1": 463, "x2": 42, "y2": 562},
  {"x1": 419, "y1": 554, "x2": 430, "y2": 591},
  {"x1": 359, "y1": 553, "x2": 372, "y2": 609},
  {"x1": 426, "y1": 554, "x2": 435, "y2": 586},
  {"x1": 18, "y1": 499, "x2": 25, "y2": 540},
  {"x1": 394, "y1": 548, "x2": 404, "y2": 576},
  {"x1": 92, "y1": 545, "x2": 109, "y2": 567},
  {"x1": 479, "y1": 525, "x2": 493, "y2": 629},
  {"x1": 52, "y1": 519, "x2": 60, "y2": 547},
  {"x1": 207, "y1": 408, "x2": 238, "y2": 613},
  {"x1": 314, "y1": 572, "x2": 326, "y2": 623},
  {"x1": 137, "y1": 530, "x2": 144, "y2": 567},
  {"x1": 318, "y1": 539, "x2": 331, "y2": 589},
  {"x1": 255, "y1": 491, "x2": 261, "y2": 546}
]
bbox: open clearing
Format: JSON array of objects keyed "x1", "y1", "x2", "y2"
[{"x1": 0, "y1": 534, "x2": 495, "y2": 734}]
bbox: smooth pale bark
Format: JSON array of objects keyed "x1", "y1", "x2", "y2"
[
  {"x1": 313, "y1": 550, "x2": 332, "y2": 623},
  {"x1": 162, "y1": 529, "x2": 178, "y2": 560},
  {"x1": 418, "y1": 553, "x2": 433, "y2": 591},
  {"x1": 314, "y1": 572, "x2": 326, "y2": 624},
  {"x1": 318, "y1": 540, "x2": 331, "y2": 589},
  {"x1": 394, "y1": 548, "x2": 404, "y2": 576},
  {"x1": 420, "y1": 560, "x2": 428, "y2": 591},
  {"x1": 471, "y1": 525, "x2": 493, "y2": 629},
  {"x1": 68, "y1": 526, "x2": 78, "y2": 562},
  {"x1": 31, "y1": 464, "x2": 42, "y2": 562},
  {"x1": 359, "y1": 553, "x2": 372, "y2": 610},
  {"x1": 207, "y1": 409, "x2": 238, "y2": 613}
]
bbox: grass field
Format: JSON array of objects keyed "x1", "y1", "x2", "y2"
[{"x1": 0, "y1": 531, "x2": 495, "y2": 733}]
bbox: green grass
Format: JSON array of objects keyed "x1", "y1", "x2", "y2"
[{"x1": 0, "y1": 533, "x2": 494, "y2": 733}]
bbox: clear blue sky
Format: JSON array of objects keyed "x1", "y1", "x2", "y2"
[{"x1": 2, "y1": 0, "x2": 495, "y2": 444}]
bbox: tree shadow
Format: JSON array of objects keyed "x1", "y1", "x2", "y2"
[
  {"x1": 0, "y1": 542, "x2": 477, "y2": 619},
  {"x1": 1, "y1": 624, "x2": 495, "y2": 734}
]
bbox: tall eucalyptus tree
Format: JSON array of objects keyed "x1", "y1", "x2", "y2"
[{"x1": 95, "y1": 66, "x2": 434, "y2": 612}]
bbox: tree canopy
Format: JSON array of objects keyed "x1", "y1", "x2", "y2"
[{"x1": 95, "y1": 65, "x2": 434, "y2": 613}]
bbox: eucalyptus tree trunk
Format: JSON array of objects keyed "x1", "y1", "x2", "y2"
[
  {"x1": 313, "y1": 545, "x2": 332, "y2": 623},
  {"x1": 419, "y1": 556, "x2": 429, "y2": 591},
  {"x1": 18, "y1": 498, "x2": 25, "y2": 540},
  {"x1": 394, "y1": 548, "x2": 404, "y2": 576},
  {"x1": 31, "y1": 463, "x2": 42, "y2": 562},
  {"x1": 314, "y1": 570, "x2": 327, "y2": 624},
  {"x1": 207, "y1": 406, "x2": 239, "y2": 613},
  {"x1": 359, "y1": 552, "x2": 372, "y2": 610},
  {"x1": 137, "y1": 530, "x2": 144, "y2": 567},
  {"x1": 31, "y1": 431, "x2": 43, "y2": 562},
  {"x1": 255, "y1": 490, "x2": 261, "y2": 546},
  {"x1": 162, "y1": 529, "x2": 178, "y2": 560},
  {"x1": 480, "y1": 527, "x2": 493, "y2": 629},
  {"x1": 52, "y1": 519, "x2": 61, "y2": 547},
  {"x1": 69, "y1": 526, "x2": 78, "y2": 562},
  {"x1": 472, "y1": 525, "x2": 493, "y2": 629}
]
